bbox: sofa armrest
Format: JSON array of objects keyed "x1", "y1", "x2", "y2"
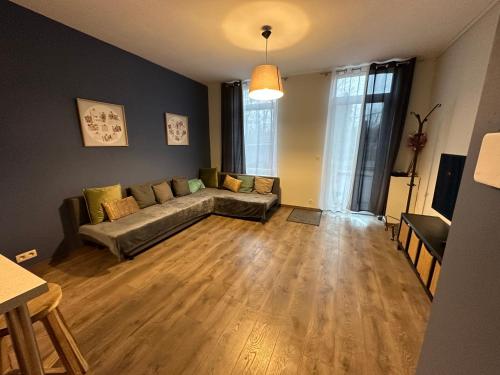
[{"x1": 65, "y1": 196, "x2": 90, "y2": 229}]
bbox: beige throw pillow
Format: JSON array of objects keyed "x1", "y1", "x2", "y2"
[
  {"x1": 223, "y1": 175, "x2": 242, "y2": 193},
  {"x1": 152, "y1": 181, "x2": 174, "y2": 203},
  {"x1": 254, "y1": 176, "x2": 274, "y2": 194},
  {"x1": 103, "y1": 196, "x2": 140, "y2": 221}
]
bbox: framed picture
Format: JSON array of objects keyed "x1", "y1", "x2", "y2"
[
  {"x1": 76, "y1": 98, "x2": 128, "y2": 147},
  {"x1": 165, "y1": 113, "x2": 189, "y2": 145}
]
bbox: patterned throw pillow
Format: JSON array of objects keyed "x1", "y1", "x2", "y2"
[
  {"x1": 83, "y1": 184, "x2": 122, "y2": 224},
  {"x1": 223, "y1": 175, "x2": 242, "y2": 193},
  {"x1": 188, "y1": 178, "x2": 205, "y2": 193},
  {"x1": 102, "y1": 196, "x2": 140, "y2": 222},
  {"x1": 152, "y1": 181, "x2": 174, "y2": 203},
  {"x1": 237, "y1": 175, "x2": 254, "y2": 193},
  {"x1": 254, "y1": 176, "x2": 274, "y2": 194}
]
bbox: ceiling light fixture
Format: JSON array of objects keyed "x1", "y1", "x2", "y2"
[{"x1": 249, "y1": 25, "x2": 284, "y2": 101}]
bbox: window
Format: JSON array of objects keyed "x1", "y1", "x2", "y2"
[
  {"x1": 320, "y1": 68, "x2": 369, "y2": 211},
  {"x1": 359, "y1": 72, "x2": 394, "y2": 182},
  {"x1": 242, "y1": 81, "x2": 278, "y2": 176}
]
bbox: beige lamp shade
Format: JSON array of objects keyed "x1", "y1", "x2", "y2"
[{"x1": 249, "y1": 64, "x2": 284, "y2": 100}]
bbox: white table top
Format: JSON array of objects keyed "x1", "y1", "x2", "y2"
[{"x1": 0, "y1": 254, "x2": 48, "y2": 314}]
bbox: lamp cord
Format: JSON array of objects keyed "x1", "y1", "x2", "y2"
[{"x1": 265, "y1": 38, "x2": 268, "y2": 64}]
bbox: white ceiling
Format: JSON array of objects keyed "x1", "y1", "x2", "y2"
[{"x1": 13, "y1": 0, "x2": 499, "y2": 83}]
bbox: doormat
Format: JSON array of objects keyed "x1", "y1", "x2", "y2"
[{"x1": 287, "y1": 208, "x2": 322, "y2": 226}]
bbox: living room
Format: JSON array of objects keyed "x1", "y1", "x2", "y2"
[{"x1": 1, "y1": 1, "x2": 499, "y2": 374}]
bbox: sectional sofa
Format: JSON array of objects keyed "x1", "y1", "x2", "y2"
[{"x1": 67, "y1": 173, "x2": 280, "y2": 261}]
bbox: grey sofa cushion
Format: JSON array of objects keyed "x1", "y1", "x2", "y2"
[
  {"x1": 130, "y1": 183, "x2": 156, "y2": 208},
  {"x1": 172, "y1": 177, "x2": 191, "y2": 197},
  {"x1": 79, "y1": 193, "x2": 215, "y2": 259},
  {"x1": 152, "y1": 181, "x2": 174, "y2": 203}
]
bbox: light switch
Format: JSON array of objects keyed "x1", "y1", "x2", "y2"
[{"x1": 474, "y1": 132, "x2": 500, "y2": 188}]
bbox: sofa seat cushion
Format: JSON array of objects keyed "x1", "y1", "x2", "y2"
[
  {"x1": 193, "y1": 188, "x2": 277, "y2": 209},
  {"x1": 209, "y1": 189, "x2": 277, "y2": 209},
  {"x1": 79, "y1": 193, "x2": 214, "y2": 259},
  {"x1": 196, "y1": 188, "x2": 278, "y2": 220}
]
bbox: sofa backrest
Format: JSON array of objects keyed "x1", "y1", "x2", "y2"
[
  {"x1": 67, "y1": 174, "x2": 281, "y2": 230},
  {"x1": 66, "y1": 179, "x2": 171, "y2": 229}
]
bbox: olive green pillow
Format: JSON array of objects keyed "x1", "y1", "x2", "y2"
[
  {"x1": 83, "y1": 184, "x2": 122, "y2": 224},
  {"x1": 199, "y1": 168, "x2": 218, "y2": 188},
  {"x1": 237, "y1": 175, "x2": 254, "y2": 193}
]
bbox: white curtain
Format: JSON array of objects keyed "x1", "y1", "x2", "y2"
[
  {"x1": 242, "y1": 81, "x2": 278, "y2": 176},
  {"x1": 320, "y1": 68, "x2": 369, "y2": 212}
]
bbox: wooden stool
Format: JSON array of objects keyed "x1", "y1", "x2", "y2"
[{"x1": 0, "y1": 283, "x2": 88, "y2": 375}]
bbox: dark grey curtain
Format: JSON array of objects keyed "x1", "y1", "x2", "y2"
[
  {"x1": 221, "y1": 81, "x2": 245, "y2": 173},
  {"x1": 350, "y1": 58, "x2": 416, "y2": 215}
]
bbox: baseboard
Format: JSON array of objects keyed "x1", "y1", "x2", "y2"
[{"x1": 281, "y1": 204, "x2": 322, "y2": 212}]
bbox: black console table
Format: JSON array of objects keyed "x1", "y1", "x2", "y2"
[{"x1": 397, "y1": 213, "x2": 450, "y2": 299}]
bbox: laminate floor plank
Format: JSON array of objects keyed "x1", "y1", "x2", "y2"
[{"x1": 17, "y1": 207, "x2": 430, "y2": 375}]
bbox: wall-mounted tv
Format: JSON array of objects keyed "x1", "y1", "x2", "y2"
[{"x1": 432, "y1": 153, "x2": 466, "y2": 221}]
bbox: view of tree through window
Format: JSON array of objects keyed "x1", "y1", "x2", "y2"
[
  {"x1": 362, "y1": 72, "x2": 394, "y2": 174},
  {"x1": 242, "y1": 82, "x2": 278, "y2": 176}
]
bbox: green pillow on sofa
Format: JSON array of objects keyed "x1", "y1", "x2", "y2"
[
  {"x1": 188, "y1": 179, "x2": 205, "y2": 193},
  {"x1": 83, "y1": 184, "x2": 122, "y2": 224},
  {"x1": 237, "y1": 175, "x2": 254, "y2": 193},
  {"x1": 199, "y1": 168, "x2": 218, "y2": 188}
]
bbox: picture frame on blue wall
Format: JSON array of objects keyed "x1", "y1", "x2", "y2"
[
  {"x1": 165, "y1": 113, "x2": 189, "y2": 146},
  {"x1": 76, "y1": 98, "x2": 129, "y2": 147}
]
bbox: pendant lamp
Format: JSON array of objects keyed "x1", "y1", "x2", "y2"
[{"x1": 249, "y1": 25, "x2": 284, "y2": 100}]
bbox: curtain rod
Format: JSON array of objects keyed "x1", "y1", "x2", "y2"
[
  {"x1": 223, "y1": 80, "x2": 241, "y2": 86},
  {"x1": 335, "y1": 57, "x2": 414, "y2": 73}
]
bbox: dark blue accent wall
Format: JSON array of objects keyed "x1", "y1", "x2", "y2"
[{"x1": 0, "y1": 1, "x2": 210, "y2": 263}]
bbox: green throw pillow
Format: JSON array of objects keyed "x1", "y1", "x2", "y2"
[
  {"x1": 188, "y1": 178, "x2": 205, "y2": 193},
  {"x1": 237, "y1": 175, "x2": 254, "y2": 193},
  {"x1": 199, "y1": 168, "x2": 218, "y2": 188},
  {"x1": 83, "y1": 184, "x2": 122, "y2": 224}
]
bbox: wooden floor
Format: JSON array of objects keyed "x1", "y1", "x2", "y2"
[{"x1": 24, "y1": 207, "x2": 429, "y2": 374}]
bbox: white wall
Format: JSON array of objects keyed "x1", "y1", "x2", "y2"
[
  {"x1": 277, "y1": 73, "x2": 331, "y2": 208},
  {"x1": 415, "y1": 4, "x2": 500, "y2": 219}
]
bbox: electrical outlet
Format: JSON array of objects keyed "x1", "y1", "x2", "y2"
[{"x1": 16, "y1": 249, "x2": 37, "y2": 263}]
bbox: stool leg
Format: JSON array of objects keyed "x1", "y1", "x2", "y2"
[
  {"x1": 5, "y1": 304, "x2": 45, "y2": 375},
  {"x1": 42, "y1": 308, "x2": 88, "y2": 375},
  {"x1": 0, "y1": 336, "x2": 12, "y2": 375}
]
